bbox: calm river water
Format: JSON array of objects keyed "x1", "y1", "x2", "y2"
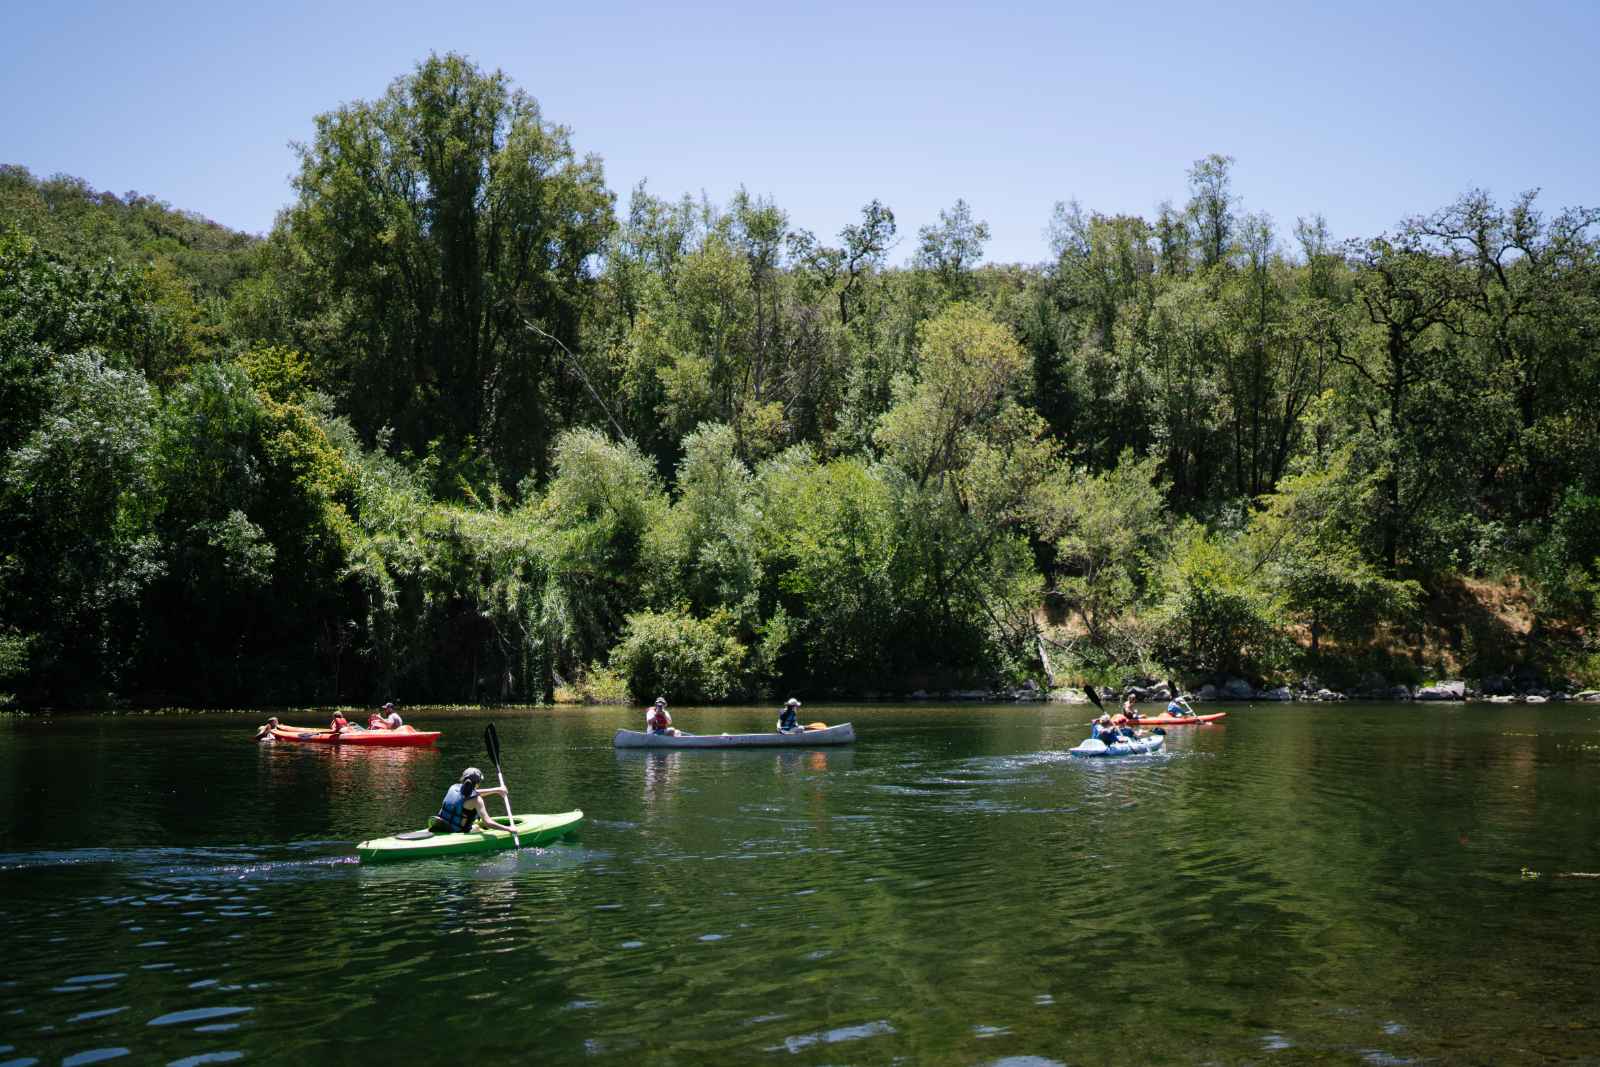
[{"x1": 2, "y1": 703, "x2": 1599, "y2": 1065}]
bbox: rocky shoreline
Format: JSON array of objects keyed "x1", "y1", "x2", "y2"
[{"x1": 907, "y1": 676, "x2": 1600, "y2": 705}]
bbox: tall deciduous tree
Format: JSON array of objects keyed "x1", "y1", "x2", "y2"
[{"x1": 284, "y1": 52, "x2": 614, "y2": 493}]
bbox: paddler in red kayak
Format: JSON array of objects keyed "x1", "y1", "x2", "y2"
[
  {"x1": 1166, "y1": 694, "x2": 1196, "y2": 718},
  {"x1": 429, "y1": 767, "x2": 515, "y2": 834},
  {"x1": 1121, "y1": 693, "x2": 1143, "y2": 724},
  {"x1": 368, "y1": 702, "x2": 404, "y2": 730},
  {"x1": 254, "y1": 716, "x2": 280, "y2": 741},
  {"x1": 645, "y1": 696, "x2": 679, "y2": 736}
]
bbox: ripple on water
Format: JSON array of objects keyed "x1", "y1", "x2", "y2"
[
  {"x1": 60, "y1": 1050, "x2": 129, "y2": 1066},
  {"x1": 146, "y1": 1007, "x2": 252, "y2": 1028},
  {"x1": 770, "y1": 1019, "x2": 895, "y2": 1054}
]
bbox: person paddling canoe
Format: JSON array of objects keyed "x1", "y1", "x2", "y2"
[
  {"x1": 254, "y1": 716, "x2": 280, "y2": 742},
  {"x1": 645, "y1": 697, "x2": 678, "y2": 736},
  {"x1": 777, "y1": 697, "x2": 804, "y2": 733},
  {"x1": 429, "y1": 767, "x2": 514, "y2": 835}
]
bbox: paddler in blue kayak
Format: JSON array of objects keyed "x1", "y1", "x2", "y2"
[
  {"x1": 429, "y1": 767, "x2": 515, "y2": 835},
  {"x1": 777, "y1": 697, "x2": 804, "y2": 733}
]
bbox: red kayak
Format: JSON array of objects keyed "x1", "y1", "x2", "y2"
[
  {"x1": 1110, "y1": 712, "x2": 1227, "y2": 727},
  {"x1": 271, "y1": 725, "x2": 441, "y2": 747}
]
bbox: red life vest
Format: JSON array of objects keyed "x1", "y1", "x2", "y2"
[{"x1": 646, "y1": 706, "x2": 671, "y2": 732}]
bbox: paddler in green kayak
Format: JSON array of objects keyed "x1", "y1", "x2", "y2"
[{"x1": 429, "y1": 767, "x2": 516, "y2": 834}]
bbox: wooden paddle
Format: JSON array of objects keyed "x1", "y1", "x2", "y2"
[{"x1": 483, "y1": 723, "x2": 520, "y2": 849}]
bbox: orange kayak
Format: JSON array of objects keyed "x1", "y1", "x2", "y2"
[
  {"x1": 1113, "y1": 712, "x2": 1226, "y2": 727},
  {"x1": 271, "y1": 725, "x2": 441, "y2": 747}
]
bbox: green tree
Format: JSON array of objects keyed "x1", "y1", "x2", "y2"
[
  {"x1": 0, "y1": 352, "x2": 162, "y2": 703},
  {"x1": 282, "y1": 52, "x2": 615, "y2": 492},
  {"x1": 1038, "y1": 451, "x2": 1167, "y2": 647}
]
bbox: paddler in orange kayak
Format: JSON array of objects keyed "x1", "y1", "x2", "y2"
[
  {"x1": 1165, "y1": 694, "x2": 1196, "y2": 718},
  {"x1": 368, "y1": 702, "x2": 404, "y2": 730}
]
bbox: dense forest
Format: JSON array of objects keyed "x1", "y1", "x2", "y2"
[{"x1": 3, "y1": 53, "x2": 1598, "y2": 708}]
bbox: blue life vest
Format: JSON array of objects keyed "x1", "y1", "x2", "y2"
[
  {"x1": 435, "y1": 783, "x2": 478, "y2": 833},
  {"x1": 778, "y1": 706, "x2": 799, "y2": 731},
  {"x1": 1167, "y1": 701, "x2": 1183, "y2": 714}
]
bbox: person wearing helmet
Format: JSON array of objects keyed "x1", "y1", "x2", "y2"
[
  {"x1": 777, "y1": 697, "x2": 803, "y2": 733},
  {"x1": 428, "y1": 767, "x2": 514, "y2": 834},
  {"x1": 645, "y1": 696, "x2": 678, "y2": 736}
]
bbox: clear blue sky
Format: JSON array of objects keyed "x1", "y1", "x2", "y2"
[{"x1": 5, "y1": 0, "x2": 1596, "y2": 264}]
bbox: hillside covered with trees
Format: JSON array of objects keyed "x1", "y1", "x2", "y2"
[{"x1": 3, "y1": 53, "x2": 1598, "y2": 708}]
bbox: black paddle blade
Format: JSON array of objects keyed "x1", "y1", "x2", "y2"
[
  {"x1": 1085, "y1": 687, "x2": 1105, "y2": 712},
  {"x1": 484, "y1": 723, "x2": 501, "y2": 768}
]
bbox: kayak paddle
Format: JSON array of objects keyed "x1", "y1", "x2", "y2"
[{"x1": 483, "y1": 723, "x2": 521, "y2": 849}]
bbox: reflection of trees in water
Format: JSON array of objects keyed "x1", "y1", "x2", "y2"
[{"x1": 257, "y1": 739, "x2": 441, "y2": 837}]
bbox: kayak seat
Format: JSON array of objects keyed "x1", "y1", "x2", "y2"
[{"x1": 394, "y1": 830, "x2": 436, "y2": 841}]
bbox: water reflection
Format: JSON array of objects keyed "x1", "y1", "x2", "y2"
[{"x1": 3, "y1": 706, "x2": 1600, "y2": 1063}]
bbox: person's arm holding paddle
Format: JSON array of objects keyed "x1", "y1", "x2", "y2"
[{"x1": 469, "y1": 786, "x2": 515, "y2": 833}]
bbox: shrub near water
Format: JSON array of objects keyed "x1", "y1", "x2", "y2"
[{"x1": 610, "y1": 608, "x2": 748, "y2": 703}]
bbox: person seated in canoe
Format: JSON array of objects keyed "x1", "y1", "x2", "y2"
[
  {"x1": 777, "y1": 697, "x2": 804, "y2": 733},
  {"x1": 329, "y1": 711, "x2": 353, "y2": 734},
  {"x1": 368, "y1": 702, "x2": 404, "y2": 730},
  {"x1": 254, "y1": 716, "x2": 280, "y2": 741},
  {"x1": 645, "y1": 697, "x2": 679, "y2": 736},
  {"x1": 1166, "y1": 695, "x2": 1196, "y2": 718},
  {"x1": 428, "y1": 767, "x2": 515, "y2": 835}
]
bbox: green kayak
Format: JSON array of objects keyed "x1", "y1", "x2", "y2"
[{"x1": 357, "y1": 810, "x2": 584, "y2": 864}]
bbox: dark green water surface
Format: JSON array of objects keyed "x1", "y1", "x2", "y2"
[{"x1": 3, "y1": 703, "x2": 1600, "y2": 1065}]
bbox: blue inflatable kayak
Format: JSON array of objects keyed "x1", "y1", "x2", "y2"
[{"x1": 1069, "y1": 733, "x2": 1165, "y2": 758}]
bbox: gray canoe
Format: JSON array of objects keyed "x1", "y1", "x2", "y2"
[{"x1": 613, "y1": 723, "x2": 856, "y2": 749}]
